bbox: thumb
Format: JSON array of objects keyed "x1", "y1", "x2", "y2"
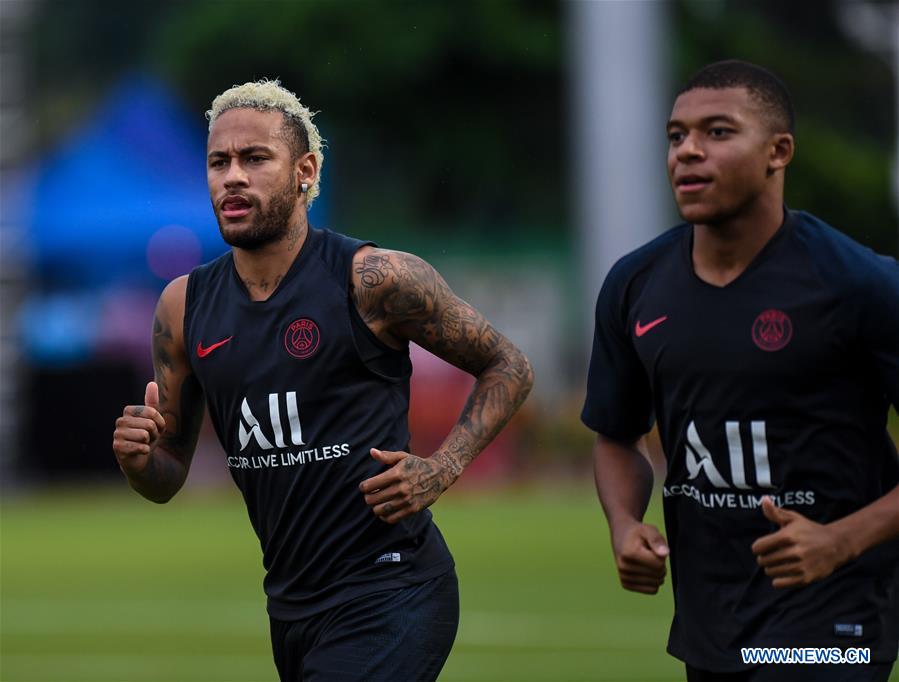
[
  {"x1": 761, "y1": 496, "x2": 794, "y2": 526},
  {"x1": 370, "y1": 448, "x2": 408, "y2": 466},
  {"x1": 145, "y1": 381, "x2": 160, "y2": 409},
  {"x1": 642, "y1": 524, "x2": 670, "y2": 558}
]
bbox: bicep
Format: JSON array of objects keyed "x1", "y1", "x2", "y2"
[
  {"x1": 581, "y1": 281, "x2": 653, "y2": 439},
  {"x1": 353, "y1": 249, "x2": 506, "y2": 373},
  {"x1": 152, "y1": 278, "x2": 204, "y2": 461},
  {"x1": 400, "y1": 288, "x2": 504, "y2": 374},
  {"x1": 594, "y1": 433, "x2": 653, "y2": 470},
  {"x1": 595, "y1": 433, "x2": 643, "y2": 453}
]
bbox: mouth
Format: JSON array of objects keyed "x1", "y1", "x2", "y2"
[
  {"x1": 675, "y1": 174, "x2": 712, "y2": 193},
  {"x1": 219, "y1": 195, "x2": 253, "y2": 219}
]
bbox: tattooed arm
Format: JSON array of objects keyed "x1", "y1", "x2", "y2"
[
  {"x1": 353, "y1": 247, "x2": 534, "y2": 523},
  {"x1": 112, "y1": 276, "x2": 205, "y2": 503}
]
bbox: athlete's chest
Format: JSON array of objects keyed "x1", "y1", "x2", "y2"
[
  {"x1": 188, "y1": 267, "x2": 361, "y2": 399},
  {"x1": 627, "y1": 258, "x2": 849, "y2": 394}
]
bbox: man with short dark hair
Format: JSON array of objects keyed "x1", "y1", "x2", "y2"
[
  {"x1": 582, "y1": 60, "x2": 898, "y2": 681},
  {"x1": 112, "y1": 79, "x2": 534, "y2": 681}
]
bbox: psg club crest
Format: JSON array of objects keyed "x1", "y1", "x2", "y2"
[
  {"x1": 284, "y1": 318, "x2": 321, "y2": 359},
  {"x1": 751, "y1": 309, "x2": 792, "y2": 352}
]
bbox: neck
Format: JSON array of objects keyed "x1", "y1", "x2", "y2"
[
  {"x1": 692, "y1": 191, "x2": 784, "y2": 287},
  {"x1": 232, "y1": 210, "x2": 308, "y2": 301}
]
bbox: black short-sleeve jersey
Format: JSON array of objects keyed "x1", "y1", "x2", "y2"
[
  {"x1": 582, "y1": 210, "x2": 899, "y2": 671},
  {"x1": 184, "y1": 228, "x2": 454, "y2": 620}
]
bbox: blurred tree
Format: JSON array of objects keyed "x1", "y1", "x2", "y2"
[
  {"x1": 28, "y1": 0, "x2": 565, "y2": 249},
  {"x1": 150, "y1": 0, "x2": 566, "y2": 246},
  {"x1": 24, "y1": 0, "x2": 896, "y2": 253},
  {"x1": 28, "y1": 0, "x2": 180, "y2": 143}
]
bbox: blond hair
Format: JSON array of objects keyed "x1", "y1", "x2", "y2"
[{"x1": 206, "y1": 79, "x2": 325, "y2": 205}]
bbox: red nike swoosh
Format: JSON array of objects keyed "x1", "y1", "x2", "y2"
[
  {"x1": 197, "y1": 336, "x2": 233, "y2": 358},
  {"x1": 635, "y1": 316, "x2": 668, "y2": 337}
]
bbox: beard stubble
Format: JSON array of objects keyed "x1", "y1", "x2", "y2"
[{"x1": 216, "y1": 170, "x2": 299, "y2": 251}]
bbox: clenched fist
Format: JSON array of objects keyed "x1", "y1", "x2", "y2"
[
  {"x1": 751, "y1": 496, "x2": 852, "y2": 589},
  {"x1": 113, "y1": 381, "x2": 166, "y2": 476},
  {"x1": 610, "y1": 520, "x2": 670, "y2": 595}
]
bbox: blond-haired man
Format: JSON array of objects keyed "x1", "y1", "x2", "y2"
[{"x1": 113, "y1": 80, "x2": 533, "y2": 681}]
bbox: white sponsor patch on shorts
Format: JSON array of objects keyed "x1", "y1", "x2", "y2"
[
  {"x1": 374, "y1": 552, "x2": 402, "y2": 564},
  {"x1": 833, "y1": 623, "x2": 863, "y2": 637}
]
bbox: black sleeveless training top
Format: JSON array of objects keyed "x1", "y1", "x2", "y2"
[{"x1": 184, "y1": 227, "x2": 454, "y2": 619}]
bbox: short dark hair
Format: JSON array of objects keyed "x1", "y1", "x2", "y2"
[{"x1": 678, "y1": 60, "x2": 795, "y2": 135}]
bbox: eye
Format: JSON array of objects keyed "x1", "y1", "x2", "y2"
[
  {"x1": 247, "y1": 155, "x2": 267, "y2": 164},
  {"x1": 667, "y1": 131, "x2": 685, "y2": 144},
  {"x1": 208, "y1": 158, "x2": 226, "y2": 169},
  {"x1": 709, "y1": 127, "x2": 734, "y2": 138}
]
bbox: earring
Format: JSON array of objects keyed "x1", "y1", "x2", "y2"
[{"x1": 300, "y1": 182, "x2": 309, "y2": 193}]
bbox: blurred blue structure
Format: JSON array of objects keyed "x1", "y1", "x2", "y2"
[
  {"x1": 24, "y1": 75, "x2": 328, "y2": 288},
  {"x1": 26, "y1": 76, "x2": 222, "y2": 287},
  {"x1": 16, "y1": 75, "x2": 329, "y2": 366}
]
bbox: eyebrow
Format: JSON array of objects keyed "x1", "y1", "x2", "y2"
[
  {"x1": 207, "y1": 145, "x2": 275, "y2": 159},
  {"x1": 666, "y1": 114, "x2": 740, "y2": 131}
]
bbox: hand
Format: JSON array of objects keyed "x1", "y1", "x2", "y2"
[
  {"x1": 610, "y1": 520, "x2": 669, "y2": 594},
  {"x1": 113, "y1": 381, "x2": 166, "y2": 476},
  {"x1": 751, "y1": 496, "x2": 852, "y2": 589},
  {"x1": 359, "y1": 449, "x2": 456, "y2": 524}
]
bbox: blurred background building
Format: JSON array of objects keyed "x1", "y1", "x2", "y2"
[{"x1": 0, "y1": 0, "x2": 896, "y2": 487}]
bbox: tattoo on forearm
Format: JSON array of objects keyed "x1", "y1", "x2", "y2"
[
  {"x1": 435, "y1": 452, "x2": 463, "y2": 481},
  {"x1": 440, "y1": 341, "x2": 532, "y2": 470},
  {"x1": 147, "y1": 306, "x2": 204, "y2": 491},
  {"x1": 143, "y1": 443, "x2": 181, "y2": 488},
  {"x1": 157, "y1": 375, "x2": 203, "y2": 457},
  {"x1": 352, "y1": 249, "x2": 534, "y2": 482},
  {"x1": 152, "y1": 314, "x2": 173, "y2": 407}
]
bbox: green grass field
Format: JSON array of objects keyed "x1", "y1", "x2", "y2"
[{"x1": 2, "y1": 483, "x2": 896, "y2": 682}]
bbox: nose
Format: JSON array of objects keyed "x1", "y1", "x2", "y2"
[
  {"x1": 676, "y1": 131, "x2": 704, "y2": 163},
  {"x1": 223, "y1": 158, "x2": 249, "y2": 189}
]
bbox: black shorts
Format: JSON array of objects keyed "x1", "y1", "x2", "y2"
[
  {"x1": 270, "y1": 570, "x2": 459, "y2": 682},
  {"x1": 686, "y1": 661, "x2": 895, "y2": 682}
]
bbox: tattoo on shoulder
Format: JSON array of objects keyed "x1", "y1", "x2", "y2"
[
  {"x1": 157, "y1": 375, "x2": 204, "y2": 458},
  {"x1": 151, "y1": 306, "x2": 203, "y2": 461},
  {"x1": 352, "y1": 250, "x2": 438, "y2": 321},
  {"x1": 354, "y1": 253, "x2": 391, "y2": 288}
]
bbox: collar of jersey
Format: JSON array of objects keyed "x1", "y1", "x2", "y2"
[{"x1": 682, "y1": 205, "x2": 797, "y2": 291}]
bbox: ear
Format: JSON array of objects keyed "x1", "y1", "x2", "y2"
[
  {"x1": 295, "y1": 151, "x2": 318, "y2": 198},
  {"x1": 767, "y1": 132, "x2": 794, "y2": 175}
]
